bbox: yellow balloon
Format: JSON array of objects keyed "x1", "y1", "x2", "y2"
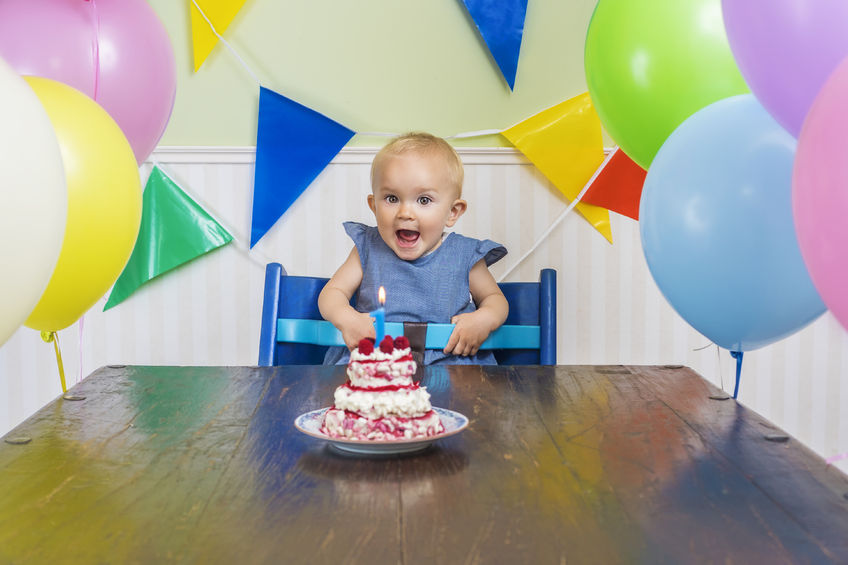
[{"x1": 24, "y1": 76, "x2": 142, "y2": 332}]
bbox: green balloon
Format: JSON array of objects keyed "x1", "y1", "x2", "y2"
[{"x1": 584, "y1": 0, "x2": 749, "y2": 169}]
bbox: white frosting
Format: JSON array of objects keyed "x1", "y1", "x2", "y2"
[
  {"x1": 333, "y1": 385, "x2": 433, "y2": 419},
  {"x1": 321, "y1": 341, "x2": 445, "y2": 441},
  {"x1": 322, "y1": 408, "x2": 444, "y2": 440},
  {"x1": 347, "y1": 345, "x2": 416, "y2": 388}
]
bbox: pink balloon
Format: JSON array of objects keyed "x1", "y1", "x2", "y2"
[
  {"x1": 0, "y1": 0, "x2": 176, "y2": 165},
  {"x1": 793, "y1": 56, "x2": 848, "y2": 332},
  {"x1": 722, "y1": 0, "x2": 848, "y2": 138}
]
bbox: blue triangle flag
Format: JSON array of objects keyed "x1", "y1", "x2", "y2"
[
  {"x1": 460, "y1": 0, "x2": 527, "y2": 90},
  {"x1": 251, "y1": 87, "x2": 355, "y2": 247}
]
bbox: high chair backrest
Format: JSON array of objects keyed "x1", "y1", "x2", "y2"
[{"x1": 258, "y1": 262, "x2": 556, "y2": 366}]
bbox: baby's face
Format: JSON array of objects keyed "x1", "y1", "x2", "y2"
[{"x1": 368, "y1": 151, "x2": 466, "y2": 261}]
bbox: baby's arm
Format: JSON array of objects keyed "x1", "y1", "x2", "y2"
[
  {"x1": 445, "y1": 259, "x2": 509, "y2": 357},
  {"x1": 318, "y1": 248, "x2": 376, "y2": 350}
]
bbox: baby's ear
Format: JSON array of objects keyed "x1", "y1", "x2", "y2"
[
  {"x1": 446, "y1": 198, "x2": 467, "y2": 227},
  {"x1": 367, "y1": 193, "x2": 376, "y2": 213}
]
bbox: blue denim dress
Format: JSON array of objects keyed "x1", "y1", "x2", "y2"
[{"x1": 323, "y1": 222, "x2": 507, "y2": 365}]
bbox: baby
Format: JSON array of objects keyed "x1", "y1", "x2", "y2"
[{"x1": 319, "y1": 132, "x2": 509, "y2": 365}]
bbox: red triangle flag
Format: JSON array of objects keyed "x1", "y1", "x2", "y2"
[{"x1": 581, "y1": 148, "x2": 647, "y2": 220}]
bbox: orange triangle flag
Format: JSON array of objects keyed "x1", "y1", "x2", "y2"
[
  {"x1": 581, "y1": 148, "x2": 647, "y2": 220},
  {"x1": 190, "y1": 0, "x2": 249, "y2": 72},
  {"x1": 502, "y1": 92, "x2": 612, "y2": 242}
]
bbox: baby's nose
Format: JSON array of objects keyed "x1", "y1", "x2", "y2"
[{"x1": 397, "y1": 201, "x2": 415, "y2": 219}]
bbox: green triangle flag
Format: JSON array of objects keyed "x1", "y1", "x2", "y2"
[{"x1": 104, "y1": 166, "x2": 233, "y2": 311}]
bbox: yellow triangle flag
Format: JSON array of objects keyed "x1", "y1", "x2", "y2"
[
  {"x1": 190, "y1": 0, "x2": 249, "y2": 72},
  {"x1": 502, "y1": 92, "x2": 612, "y2": 243}
]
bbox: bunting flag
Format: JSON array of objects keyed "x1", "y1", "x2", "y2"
[
  {"x1": 190, "y1": 0, "x2": 249, "y2": 72},
  {"x1": 502, "y1": 92, "x2": 612, "y2": 242},
  {"x1": 251, "y1": 87, "x2": 355, "y2": 247},
  {"x1": 581, "y1": 148, "x2": 647, "y2": 221},
  {"x1": 104, "y1": 167, "x2": 233, "y2": 311},
  {"x1": 460, "y1": 0, "x2": 527, "y2": 90}
]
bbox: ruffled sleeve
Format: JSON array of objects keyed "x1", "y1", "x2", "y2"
[
  {"x1": 343, "y1": 221, "x2": 372, "y2": 267},
  {"x1": 441, "y1": 232, "x2": 507, "y2": 272},
  {"x1": 475, "y1": 238, "x2": 507, "y2": 267}
]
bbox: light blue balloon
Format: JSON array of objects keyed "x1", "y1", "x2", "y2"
[{"x1": 639, "y1": 94, "x2": 825, "y2": 352}]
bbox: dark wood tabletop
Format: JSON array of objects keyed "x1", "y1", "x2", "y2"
[{"x1": 1, "y1": 364, "x2": 847, "y2": 564}]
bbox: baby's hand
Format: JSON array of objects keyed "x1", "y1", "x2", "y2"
[
  {"x1": 340, "y1": 310, "x2": 376, "y2": 351},
  {"x1": 444, "y1": 311, "x2": 493, "y2": 357}
]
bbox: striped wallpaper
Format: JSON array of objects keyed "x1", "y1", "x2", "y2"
[{"x1": 1, "y1": 147, "x2": 845, "y2": 473}]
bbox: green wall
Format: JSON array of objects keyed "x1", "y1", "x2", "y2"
[{"x1": 148, "y1": 0, "x2": 599, "y2": 148}]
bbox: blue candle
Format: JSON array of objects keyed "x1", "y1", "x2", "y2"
[{"x1": 371, "y1": 286, "x2": 386, "y2": 342}]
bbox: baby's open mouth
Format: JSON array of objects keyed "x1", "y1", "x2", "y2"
[{"x1": 396, "y1": 229, "x2": 420, "y2": 248}]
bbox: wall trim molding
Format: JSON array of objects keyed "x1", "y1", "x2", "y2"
[
  {"x1": 149, "y1": 145, "x2": 540, "y2": 165},
  {"x1": 150, "y1": 146, "x2": 615, "y2": 166}
]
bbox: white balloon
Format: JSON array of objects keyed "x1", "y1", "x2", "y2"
[{"x1": 0, "y1": 57, "x2": 67, "y2": 347}]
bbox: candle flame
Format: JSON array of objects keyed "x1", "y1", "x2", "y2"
[{"x1": 378, "y1": 286, "x2": 386, "y2": 306}]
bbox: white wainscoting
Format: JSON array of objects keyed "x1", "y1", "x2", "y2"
[{"x1": 1, "y1": 146, "x2": 846, "y2": 472}]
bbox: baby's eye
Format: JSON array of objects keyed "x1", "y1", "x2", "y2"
[
  {"x1": 417, "y1": 196, "x2": 432, "y2": 205},
  {"x1": 385, "y1": 195, "x2": 399, "y2": 203}
]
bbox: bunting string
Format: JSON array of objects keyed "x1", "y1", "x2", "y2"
[
  {"x1": 445, "y1": 128, "x2": 504, "y2": 139},
  {"x1": 146, "y1": 160, "x2": 274, "y2": 268},
  {"x1": 356, "y1": 128, "x2": 508, "y2": 140},
  {"x1": 497, "y1": 147, "x2": 615, "y2": 282},
  {"x1": 191, "y1": 0, "x2": 614, "y2": 251},
  {"x1": 189, "y1": 0, "x2": 589, "y2": 141},
  {"x1": 190, "y1": 0, "x2": 261, "y2": 86}
]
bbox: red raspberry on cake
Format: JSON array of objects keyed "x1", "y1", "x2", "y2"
[
  {"x1": 379, "y1": 335, "x2": 394, "y2": 353},
  {"x1": 394, "y1": 336, "x2": 410, "y2": 349},
  {"x1": 357, "y1": 338, "x2": 374, "y2": 355}
]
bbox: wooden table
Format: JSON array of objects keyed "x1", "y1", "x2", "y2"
[{"x1": 1, "y1": 364, "x2": 847, "y2": 563}]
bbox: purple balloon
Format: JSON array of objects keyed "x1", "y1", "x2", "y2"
[
  {"x1": 722, "y1": 0, "x2": 848, "y2": 137},
  {"x1": 0, "y1": 0, "x2": 176, "y2": 165}
]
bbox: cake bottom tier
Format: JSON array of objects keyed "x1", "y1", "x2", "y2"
[{"x1": 321, "y1": 408, "x2": 445, "y2": 441}]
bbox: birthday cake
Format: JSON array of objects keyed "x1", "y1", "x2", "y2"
[{"x1": 320, "y1": 335, "x2": 445, "y2": 440}]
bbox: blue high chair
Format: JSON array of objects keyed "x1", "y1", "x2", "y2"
[{"x1": 257, "y1": 262, "x2": 556, "y2": 366}]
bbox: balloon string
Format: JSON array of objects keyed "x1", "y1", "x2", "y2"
[
  {"x1": 89, "y1": 0, "x2": 101, "y2": 101},
  {"x1": 715, "y1": 343, "x2": 724, "y2": 392},
  {"x1": 41, "y1": 331, "x2": 67, "y2": 393},
  {"x1": 730, "y1": 350, "x2": 743, "y2": 399},
  {"x1": 826, "y1": 452, "x2": 848, "y2": 466},
  {"x1": 77, "y1": 315, "x2": 85, "y2": 385}
]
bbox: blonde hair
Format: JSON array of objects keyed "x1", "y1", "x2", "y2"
[{"x1": 370, "y1": 132, "x2": 464, "y2": 196}]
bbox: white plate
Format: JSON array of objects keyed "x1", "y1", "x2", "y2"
[{"x1": 294, "y1": 406, "x2": 468, "y2": 455}]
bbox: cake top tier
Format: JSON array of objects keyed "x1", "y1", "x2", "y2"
[
  {"x1": 347, "y1": 335, "x2": 416, "y2": 388},
  {"x1": 354, "y1": 335, "x2": 410, "y2": 356}
]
